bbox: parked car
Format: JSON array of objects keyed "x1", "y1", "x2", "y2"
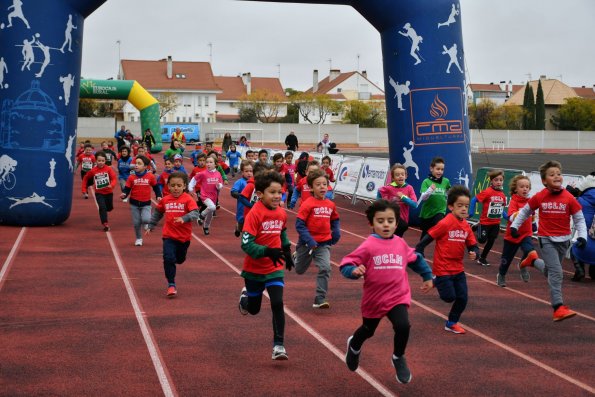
[{"x1": 161, "y1": 124, "x2": 200, "y2": 143}]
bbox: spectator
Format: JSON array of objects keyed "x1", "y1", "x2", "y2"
[
  {"x1": 222, "y1": 133, "x2": 233, "y2": 153},
  {"x1": 317, "y1": 133, "x2": 333, "y2": 155},
  {"x1": 171, "y1": 127, "x2": 186, "y2": 149},
  {"x1": 238, "y1": 136, "x2": 250, "y2": 147},
  {"x1": 284, "y1": 131, "x2": 299, "y2": 151},
  {"x1": 143, "y1": 128, "x2": 156, "y2": 152},
  {"x1": 115, "y1": 125, "x2": 127, "y2": 150}
]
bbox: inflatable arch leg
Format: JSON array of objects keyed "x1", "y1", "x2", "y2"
[{"x1": 80, "y1": 79, "x2": 162, "y2": 153}]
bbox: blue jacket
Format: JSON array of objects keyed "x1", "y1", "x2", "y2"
[
  {"x1": 231, "y1": 177, "x2": 249, "y2": 222},
  {"x1": 572, "y1": 187, "x2": 595, "y2": 264}
]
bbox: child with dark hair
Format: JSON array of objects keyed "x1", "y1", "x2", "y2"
[
  {"x1": 284, "y1": 151, "x2": 296, "y2": 202},
  {"x1": 239, "y1": 162, "x2": 275, "y2": 220},
  {"x1": 497, "y1": 175, "x2": 544, "y2": 287},
  {"x1": 321, "y1": 156, "x2": 336, "y2": 183},
  {"x1": 231, "y1": 160, "x2": 254, "y2": 237},
  {"x1": 75, "y1": 143, "x2": 96, "y2": 180},
  {"x1": 157, "y1": 157, "x2": 175, "y2": 196},
  {"x1": 272, "y1": 153, "x2": 292, "y2": 205},
  {"x1": 341, "y1": 199, "x2": 433, "y2": 384},
  {"x1": 257, "y1": 149, "x2": 270, "y2": 165},
  {"x1": 146, "y1": 172, "x2": 200, "y2": 297},
  {"x1": 378, "y1": 163, "x2": 418, "y2": 237},
  {"x1": 238, "y1": 170, "x2": 294, "y2": 360},
  {"x1": 417, "y1": 156, "x2": 451, "y2": 251},
  {"x1": 120, "y1": 155, "x2": 163, "y2": 246},
  {"x1": 188, "y1": 156, "x2": 223, "y2": 235},
  {"x1": 416, "y1": 185, "x2": 479, "y2": 335},
  {"x1": 511, "y1": 161, "x2": 587, "y2": 321},
  {"x1": 100, "y1": 141, "x2": 117, "y2": 166},
  {"x1": 294, "y1": 169, "x2": 341, "y2": 309},
  {"x1": 227, "y1": 144, "x2": 241, "y2": 177},
  {"x1": 82, "y1": 151, "x2": 118, "y2": 231},
  {"x1": 116, "y1": 146, "x2": 133, "y2": 197},
  {"x1": 469, "y1": 169, "x2": 506, "y2": 266}
]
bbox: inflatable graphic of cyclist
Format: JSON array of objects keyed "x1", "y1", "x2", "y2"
[{"x1": 0, "y1": 154, "x2": 18, "y2": 190}]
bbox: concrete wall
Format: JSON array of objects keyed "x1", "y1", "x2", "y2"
[{"x1": 470, "y1": 129, "x2": 595, "y2": 151}]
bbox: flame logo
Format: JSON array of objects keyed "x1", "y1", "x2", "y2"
[{"x1": 429, "y1": 95, "x2": 448, "y2": 119}]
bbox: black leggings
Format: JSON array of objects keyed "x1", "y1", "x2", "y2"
[
  {"x1": 95, "y1": 193, "x2": 114, "y2": 224},
  {"x1": 395, "y1": 217, "x2": 409, "y2": 237},
  {"x1": 349, "y1": 304, "x2": 410, "y2": 357},
  {"x1": 478, "y1": 224, "x2": 500, "y2": 260},
  {"x1": 244, "y1": 278, "x2": 285, "y2": 346}
]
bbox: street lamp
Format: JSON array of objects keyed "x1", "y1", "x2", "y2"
[{"x1": 116, "y1": 40, "x2": 121, "y2": 79}]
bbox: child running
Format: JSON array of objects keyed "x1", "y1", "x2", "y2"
[
  {"x1": 227, "y1": 144, "x2": 241, "y2": 177},
  {"x1": 146, "y1": 172, "x2": 200, "y2": 297},
  {"x1": 378, "y1": 163, "x2": 418, "y2": 237},
  {"x1": 81, "y1": 151, "x2": 118, "y2": 231},
  {"x1": 120, "y1": 155, "x2": 163, "y2": 246},
  {"x1": 416, "y1": 186, "x2": 479, "y2": 334},
  {"x1": 238, "y1": 171, "x2": 294, "y2": 360},
  {"x1": 510, "y1": 161, "x2": 587, "y2": 321},
  {"x1": 497, "y1": 175, "x2": 544, "y2": 287},
  {"x1": 75, "y1": 143, "x2": 96, "y2": 180},
  {"x1": 157, "y1": 157, "x2": 175, "y2": 196},
  {"x1": 231, "y1": 160, "x2": 254, "y2": 237},
  {"x1": 188, "y1": 156, "x2": 223, "y2": 235},
  {"x1": 469, "y1": 169, "x2": 506, "y2": 266},
  {"x1": 417, "y1": 157, "x2": 451, "y2": 254},
  {"x1": 294, "y1": 169, "x2": 341, "y2": 309},
  {"x1": 116, "y1": 146, "x2": 133, "y2": 195},
  {"x1": 341, "y1": 199, "x2": 433, "y2": 384}
]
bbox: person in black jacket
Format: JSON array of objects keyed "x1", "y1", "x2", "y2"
[{"x1": 284, "y1": 131, "x2": 299, "y2": 151}]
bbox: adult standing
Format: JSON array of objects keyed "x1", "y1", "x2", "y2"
[
  {"x1": 284, "y1": 131, "x2": 299, "y2": 151},
  {"x1": 170, "y1": 127, "x2": 186, "y2": 149},
  {"x1": 318, "y1": 133, "x2": 332, "y2": 156},
  {"x1": 222, "y1": 133, "x2": 233, "y2": 154},
  {"x1": 115, "y1": 125, "x2": 127, "y2": 150},
  {"x1": 143, "y1": 128, "x2": 156, "y2": 152}
]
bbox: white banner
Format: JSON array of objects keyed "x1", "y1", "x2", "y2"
[
  {"x1": 334, "y1": 156, "x2": 364, "y2": 195},
  {"x1": 528, "y1": 172, "x2": 584, "y2": 197},
  {"x1": 355, "y1": 157, "x2": 390, "y2": 200}
]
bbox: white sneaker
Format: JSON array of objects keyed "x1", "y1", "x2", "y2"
[
  {"x1": 123, "y1": 198, "x2": 128, "y2": 203},
  {"x1": 134, "y1": 239, "x2": 143, "y2": 246},
  {"x1": 272, "y1": 345, "x2": 288, "y2": 360}
]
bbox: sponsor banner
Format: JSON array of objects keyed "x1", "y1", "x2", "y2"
[
  {"x1": 334, "y1": 156, "x2": 364, "y2": 194},
  {"x1": 355, "y1": 157, "x2": 390, "y2": 200},
  {"x1": 471, "y1": 167, "x2": 524, "y2": 227},
  {"x1": 329, "y1": 155, "x2": 344, "y2": 188}
]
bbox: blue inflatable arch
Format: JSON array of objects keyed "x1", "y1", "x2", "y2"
[{"x1": 0, "y1": 0, "x2": 471, "y2": 226}]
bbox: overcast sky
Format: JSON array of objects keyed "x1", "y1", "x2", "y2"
[{"x1": 82, "y1": 0, "x2": 595, "y2": 91}]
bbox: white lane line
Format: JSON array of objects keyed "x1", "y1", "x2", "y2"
[
  {"x1": 0, "y1": 227, "x2": 27, "y2": 292},
  {"x1": 106, "y1": 232, "x2": 177, "y2": 397},
  {"x1": 190, "y1": 232, "x2": 397, "y2": 397}
]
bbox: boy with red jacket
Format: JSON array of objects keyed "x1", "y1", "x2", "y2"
[{"x1": 82, "y1": 151, "x2": 118, "y2": 231}]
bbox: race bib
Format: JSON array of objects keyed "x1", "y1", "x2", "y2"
[
  {"x1": 487, "y1": 202, "x2": 504, "y2": 219},
  {"x1": 250, "y1": 189, "x2": 259, "y2": 205},
  {"x1": 82, "y1": 160, "x2": 93, "y2": 171},
  {"x1": 95, "y1": 173, "x2": 109, "y2": 189}
]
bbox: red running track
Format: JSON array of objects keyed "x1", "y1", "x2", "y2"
[{"x1": 1, "y1": 159, "x2": 594, "y2": 397}]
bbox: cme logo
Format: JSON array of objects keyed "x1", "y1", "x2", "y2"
[
  {"x1": 338, "y1": 166, "x2": 349, "y2": 182},
  {"x1": 366, "y1": 182, "x2": 375, "y2": 192},
  {"x1": 410, "y1": 88, "x2": 464, "y2": 146}
]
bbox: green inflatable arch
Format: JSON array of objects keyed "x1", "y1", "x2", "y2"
[{"x1": 80, "y1": 79, "x2": 162, "y2": 152}]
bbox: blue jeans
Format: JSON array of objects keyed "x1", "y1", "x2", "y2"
[
  {"x1": 434, "y1": 272, "x2": 468, "y2": 323},
  {"x1": 163, "y1": 238, "x2": 190, "y2": 285}
]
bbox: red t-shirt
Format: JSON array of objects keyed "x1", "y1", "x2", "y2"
[
  {"x1": 296, "y1": 178, "x2": 333, "y2": 205},
  {"x1": 241, "y1": 178, "x2": 258, "y2": 219},
  {"x1": 475, "y1": 186, "x2": 507, "y2": 225},
  {"x1": 158, "y1": 170, "x2": 172, "y2": 196},
  {"x1": 155, "y1": 193, "x2": 198, "y2": 242},
  {"x1": 428, "y1": 213, "x2": 476, "y2": 276},
  {"x1": 77, "y1": 153, "x2": 96, "y2": 172},
  {"x1": 82, "y1": 165, "x2": 117, "y2": 194},
  {"x1": 323, "y1": 167, "x2": 335, "y2": 182},
  {"x1": 528, "y1": 188, "x2": 581, "y2": 237},
  {"x1": 242, "y1": 201, "x2": 287, "y2": 274},
  {"x1": 505, "y1": 194, "x2": 532, "y2": 243},
  {"x1": 125, "y1": 172, "x2": 158, "y2": 202},
  {"x1": 297, "y1": 197, "x2": 339, "y2": 243}
]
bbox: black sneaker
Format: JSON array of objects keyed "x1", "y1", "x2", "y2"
[
  {"x1": 238, "y1": 287, "x2": 248, "y2": 315},
  {"x1": 392, "y1": 355, "x2": 412, "y2": 384},
  {"x1": 496, "y1": 273, "x2": 506, "y2": 287},
  {"x1": 234, "y1": 227, "x2": 241, "y2": 238},
  {"x1": 345, "y1": 336, "x2": 360, "y2": 371},
  {"x1": 203, "y1": 227, "x2": 210, "y2": 235},
  {"x1": 477, "y1": 257, "x2": 490, "y2": 266},
  {"x1": 197, "y1": 214, "x2": 204, "y2": 226}
]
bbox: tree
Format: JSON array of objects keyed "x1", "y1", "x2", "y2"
[
  {"x1": 342, "y1": 100, "x2": 386, "y2": 127},
  {"x1": 468, "y1": 101, "x2": 524, "y2": 130},
  {"x1": 551, "y1": 98, "x2": 595, "y2": 131},
  {"x1": 522, "y1": 83, "x2": 535, "y2": 130},
  {"x1": 290, "y1": 92, "x2": 342, "y2": 124},
  {"x1": 157, "y1": 92, "x2": 179, "y2": 119},
  {"x1": 238, "y1": 106, "x2": 258, "y2": 123},
  {"x1": 468, "y1": 100, "x2": 497, "y2": 129},
  {"x1": 535, "y1": 80, "x2": 546, "y2": 130},
  {"x1": 78, "y1": 98, "x2": 98, "y2": 117},
  {"x1": 237, "y1": 89, "x2": 285, "y2": 123},
  {"x1": 279, "y1": 88, "x2": 299, "y2": 123}
]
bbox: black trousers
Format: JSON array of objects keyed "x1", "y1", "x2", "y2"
[
  {"x1": 95, "y1": 193, "x2": 113, "y2": 224},
  {"x1": 478, "y1": 224, "x2": 500, "y2": 259},
  {"x1": 349, "y1": 304, "x2": 410, "y2": 357},
  {"x1": 244, "y1": 277, "x2": 285, "y2": 346}
]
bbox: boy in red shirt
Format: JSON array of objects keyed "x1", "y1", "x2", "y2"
[
  {"x1": 82, "y1": 151, "x2": 118, "y2": 231},
  {"x1": 416, "y1": 186, "x2": 479, "y2": 334},
  {"x1": 238, "y1": 171, "x2": 294, "y2": 361},
  {"x1": 511, "y1": 161, "x2": 587, "y2": 321},
  {"x1": 75, "y1": 143, "x2": 96, "y2": 180},
  {"x1": 146, "y1": 172, "x2": 200, "y2": 297},
  {"x1": 321, "y1": 156, "x2": 336, "y2": 182},
  {"x1": 294, "y1": 169, "x2": 340, "y2": 308},
  {"x1": 157, "y1": 157, "x2": 175, "y2": 196},
  {"x1": 469, "y1": 169, "x2": 506, "y2": 266},
  {"x1": 239, "y1": 162, "x2": 274, "y2": 220}
]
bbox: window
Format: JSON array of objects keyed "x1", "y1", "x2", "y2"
[
  {"x1": 182, "y1": 117, "x2": 186, "y2": 123},
  {"x1": 337, "y1": 88, "x2": 342, "y2": 93},
  {"x1": 188, "y1": 117, "x2": 192, "y2": 123},
  {"x1": 204, "y1": 96, "x2": 209, "y2": 107},
  {"x1": 176, "y1": 117, "x2": 180, "y2": 122}
]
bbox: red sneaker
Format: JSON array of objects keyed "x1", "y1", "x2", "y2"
[
  {"x1": 520, "y1": 250, "x2": 538, "y2": 268},
  {"x1": 166, "y1": 286, "x2": 177, "y2": 298},
  {"x1": 553, "y1": 305, "x2": 576, "y2": 322},
  {"x1": 444, "y1": 323, "x2": 466, "y2": 334}
]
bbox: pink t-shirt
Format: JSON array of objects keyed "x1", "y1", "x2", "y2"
[
  {"x1": 194, "y1": 169, "x2": 223, "y2": 202},
  {"x1": 340, "y1": 235, "x2": 417, "y2": 318},
  {"x1": 378, "y1": 183, "x2": 417, "y2": 223}
]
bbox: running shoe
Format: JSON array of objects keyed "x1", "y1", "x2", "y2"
[
  {"x1": 520, "y1": 250, "x2": 538, "y2": 268},
  {"x1": 345, "y1": 336, "x2": 360, "y2": 371},
  {"x1": 166, "y1": 285, "x2": 177, "y2": 298},
  {"x1": 313, "y1": 301, "x2": 330, "y2": 309},
  {"x1": 238, "y1": 287, "x2": 248, "y2": 315},
  {"x1": 477, "y1": 257, "x2": 490, "y2": 266},
  {"x1": 444, "y1": 323, "x2": 466, "y2": 334},
  {"x1": 392, "y1": 355, "x2": 412, "y2": 384},
  {"x1": 134, "y1": 238, "x2": 143, "y2": 246},
  {"x1": 496, "y1": 273, "x2": 506, "y2": 287},
  {"x1": 553, "y1": 305, "x2": 576, "y2": 322},
  {"x1": 272, "y1": 345, "x2": 288, "y2": 360},
  {"x1": 103, "y1": 223, "x2": 110, "y2": 232}
]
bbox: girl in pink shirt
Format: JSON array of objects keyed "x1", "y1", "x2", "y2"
[
  {"x1": 340, "y1": 200, "x2": 433, "y2": 384},
  {"x1": 188, "y1": 156, "x2": 223, "y2": 235},
  {"x1": 378, "y1": 163, "x2": 418, "y2": 237}
]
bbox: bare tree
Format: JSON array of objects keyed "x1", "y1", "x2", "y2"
[
  {"x1": 157, "y1": 92, "x2": 179, "y2": 119},
  {"x1": 290, "y1": 92, "x2": 343, "y2": 124},
  {"x1": 237, "y1": 89, "x2": 286, "y2": 123}
]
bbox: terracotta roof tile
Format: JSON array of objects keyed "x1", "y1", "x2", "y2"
[
  {"x1": 121, "y1": 59, "x2": 221, "y2": 91},
  {"x1": 573, "y1": 86, "x2": 595, "y2": 99},
  {"x1": 506, "y1": 79, "x2": 578, "y2": 106},
  {"x1": 469, "y1": 84, "x2": 503, "y2": 92},
  {"x1": 214, "y1": 76, "x2": 286, "y2": 101}
]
